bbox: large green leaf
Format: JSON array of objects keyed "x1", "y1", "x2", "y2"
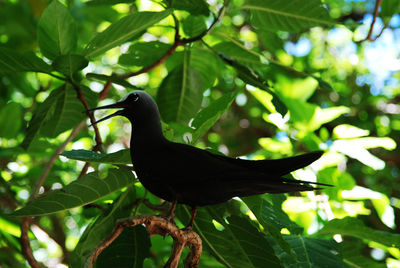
[
  {"x1": 191, "y1": 91, "x2": 238, "y2": 143},
  {"x1": 22, "y1": 84, "x2": 97, "y2": 150},
  {"x1": 85, "y1": 10, "x2": 172, "y2": 58},
  {"x1": 13, "y1": 169, "x2": 134, "y2": 217},
  {"x1": 0, "y1": 103, "x2": 22, "y2": 139},
  {"x1": 21, "y1": 85, "x2": 64, "y2": 150},
  {"x1": 176, "y1": 205, "x2": 281, "y2": 268},
  {"x1": 318, "y1": 217, "x2": 400, "y2": 248},
  {"x1": 95, "y1": 226, "x2": 150, "y2": 268},
  {"x1": 86, "y1": 73, "x2": 139, "y2": 89},
  {"x1": 0, "y1": 48, "x2": 52, "y2": 74},
  {"x1": 118, "y1": 41, "x2": 171, "y2": 67},
  {"x1": 40, "y1": 84, "x2": 94, "y2": 138},
  {"x1": 182, "y1": 15, "x2": 207, "y2": 38},
  {"x1": 37, "y1": 0, "x2": 77, "y2": 60},
  {"x1": 270, "y1": 235, "x2": 346, "y2": 267},
  {"x1": 243, "y1": 0, "x2": 335, "y2": 33},
  {"x1": 157, "y1": 49, "x2": 204, "y2": 124},
  {"x1": 341, "y1": 239, "x2": 387, "y2": 268},
  {"x1": 69, "y1": 188, "x2": 145, "y2": 268},
  {"x1": 52, "y1": 54, "x2": 88, "y2": 78},
  {"x1": 168, "y1": 0, "x2": 209, "y2": 16},
  {"x1": 61, "y1": 149, "x2": 132, "y2": 165}
]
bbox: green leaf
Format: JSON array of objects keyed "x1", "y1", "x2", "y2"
[
  {"x1": 243, "y1": 0, "x2": 335, "y2": 33},
  {"x1": 191, "y1": 91, "x2": 238, "y2": 143},
  {"x1": 176, "y1": 206, "x2": 282, "y2": 268},
  {"x1": 333, "y1": 124, "x2": 370, "y2": 139},
  {"x1": 242, "y1": 195, "x2": 297, "y2": 259},
  {"x1": 270, "y1": 235, "x2": 346, "y2": 267},
  {"x1": 157, "y1": 49, "x2": 204, "y2": 124},
  {"x1": 69, "y1": 188, "x2": 140, "y2": 267},
  {"x1": 219, "y1": 54, "x2": 287, "y2": 115},
  {"x1": 213, "y1": 41, "x2": 262, "y2": 67},
  {"x1": 86, "y1": 73, "x2": 140, "y2": 89},
  {"x1": 0, "y1": 48, "x2": 52, "y2": 74},
  {"x1": 52, "y1": 54, "x2": 88, "y2": 77},
  {"x1": 0, "y1": 103, "x2": 22, "y2": 139},
  {"x1": 40, "y1": 84, "x2": 90, "y2": 138},
  {"x1": 182, "y1": 15, "x2": 207, "y2": 37},
  {"x1": 61, "y1": 149, "x2": 132, "y2": 165},
  {"x1": 318, "y1": 217, "x2": 400, "y2": 248},
  {"x1": 118, "y1": 41, "x2": 171, "y2": 67},
  {"x1": 95, "y1": 226, "x2": 150, "y2": 268},
  {"x1": 21, "y1": 85, "x2": 64, "y2": 150},
  {"x1": 243, "y1": 195, "x2": 303, "y2": 235},
  {"x1": 85, "y1": 10, "x2": 172, "y2": 58},
  {"x1": 190, "y1": 48, "x2": 220, "y2": 89},
  {"x1": 13, "y1": 169, "x2": 134, "y2": 216},
  {"x1": 341, "y1": 239, "x2": 387, "y2": 268},
  {"x1": 169, "y1": 0, "x2": 209, "y2": 16},
  {"x1": 37, "y1": 0, "x2": 77, "y2": 60}
]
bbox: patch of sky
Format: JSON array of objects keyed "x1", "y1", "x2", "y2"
[
  {"x1": 275, "y1": 131, "x2": 288, "y2": 141},
  {"x1": 284, "y1": 37, "x2": 312, "y2": 57}
]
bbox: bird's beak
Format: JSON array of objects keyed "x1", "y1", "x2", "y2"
[{"x1": 87, "y1": 101, "x2": 128, "y2": 126}]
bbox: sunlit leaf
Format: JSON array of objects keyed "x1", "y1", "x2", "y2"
[
  {"x1": 318, "y1": 217, "x2": 400, "y2": 248},
  {"x1": 333, "y1": 124, "x2": 370, "y2": 139},
  {"x1": 243, "y1": 0, "x2": 335, "y2": 32},
  {"x1": 85, "y1": 10, "x2": 172, "y2": 57},
  {"x1": 61, "y1": 149, "x2": 132, "y2": 165},
  {"x1": 37, "y1": 0, "x2": 77, "y2": 60},
  {"x1": 182, "y1": 15, "x2": 207, "y2": 37},
  {"x1": 13, "y1": 169, "x2": 134, "y2": 216}
]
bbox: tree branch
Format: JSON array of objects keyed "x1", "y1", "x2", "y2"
[
  {"x1": 20, "y1": 217, "x2": 41, "y2": 268},
  {"x1": 357, "y1": 0, "x2": 384, "y2": 42},
  {"x1": 89, "y1": 215, "x2": 202, "y2": 268}
]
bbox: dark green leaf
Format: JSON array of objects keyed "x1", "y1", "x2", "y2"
[
  {"x1": 318, "y1": 217, "x2": 400, "y2": 248},
  {"x1": 86, "y1": 73, "x2": 140, "y2": 89},
  {"x1": 213, "y1": 41, "x2": 262, "y2": 67},
  {"x1": 169, "y1": 0, "x2": 209, "y2": 16},
  {"x1": 190, "y1": 48, "x2": 219, "y2": 89},
  {"x1": 13, "y1": 169, "x2": 134, "y2": 216},
  {"x1": 37, "y1": 0, "x2": 77, "y2": 60},
  {"x1": 157, "y1": 50, "x2": 204, "y2": 124},
  {"x1": 61, "y1": 149, "x2": 132, "y2": 165},
  {"x1": 85, "y1": 10, "x2": 172, "y2": 58},
  {"x1": 341, "y1": 239, "x2": 387, "y2": 268},
  {"x1": 52, "y1": 54, "x2": 88, "y2": 77},
  {"x1": 40, "y1": 84, "x2": 89, "y2": 138},
  {"x1": 70, "y1": 188, "x2": 138, "y2": 267},
  {"x1": 191, "y1": 91, "x2": 238, "y2": 143},
  {"x1": 96, "y1": 226, "x2": 150, "y2": 268},
  {"x1": 243, "y1": 0, "x2": 335, "y2": 32},
  {"x1": 0, "y1": 48, "x2": 52, "y2": 74},
  {"x1": 176, "y1": 206, "x2": 281, "y2": 268},
  {"x1": 0, "y1": 103, "x2": 22, "y2": 139},
  {"x1": 270, "y1": 235, "x2": 346, "y2": 267},
  {"x1": 183, "y1": 16, "x2": 207, "y2": 37},
  {"x1": 118, "y1": 41, "x2": 171, "y2": 67}
]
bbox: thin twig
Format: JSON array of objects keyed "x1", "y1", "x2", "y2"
[
  {"x1": 88, "y1": 215, "x2": 202, "y2": 268},
  {"x1": 21, "y1": 217, "x2": 41, "y2": 268},
  {"x1": 31, "y1": 120, "x2": 86, "y2": 200},
  {"x1": 356, "y1": 0, "x2": 383, "y2": 42}
]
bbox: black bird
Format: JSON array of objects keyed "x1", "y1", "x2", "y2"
[{"x1": 88, "y1": 91, "x2": 328, "y2": 226}]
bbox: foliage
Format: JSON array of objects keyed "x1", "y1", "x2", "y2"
[{"x1": 1, "y1": 0, "x2": 399, "y2": 267}]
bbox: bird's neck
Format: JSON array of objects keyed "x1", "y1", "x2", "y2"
[{"x1": 129, "y1": 117, "x2": 166, "y2": 148}]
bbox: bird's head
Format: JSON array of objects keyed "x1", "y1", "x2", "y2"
[{"x1": 87, "y1": 91, "x2": 160, "y2": 126}]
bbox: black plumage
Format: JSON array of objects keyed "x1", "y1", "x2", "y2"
[{"x1": 89, "y1": 91, "x2": 328, "y2": 223}]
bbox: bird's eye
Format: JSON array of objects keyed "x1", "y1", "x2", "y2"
[{"x1": 132, "y1": 94, "x2": 139, "y2": 102}]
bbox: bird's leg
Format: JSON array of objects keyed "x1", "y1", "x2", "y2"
[
  {"x1": 166, "y1": 200, "x2": 177, "y2": 223},
  {"x1": 185, "y1": 206, "x2": 197, "y2": 230}
]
